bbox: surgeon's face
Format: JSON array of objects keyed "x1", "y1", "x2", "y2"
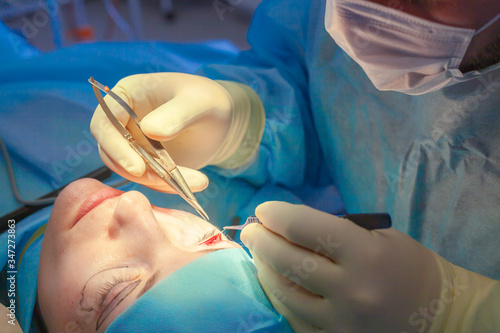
[
  {"x1": 38, "y1": 178, "x2": 239, "y2": 333},
  {"x1": 365, "y1": 0, "x2": 500, "y2": 72}
]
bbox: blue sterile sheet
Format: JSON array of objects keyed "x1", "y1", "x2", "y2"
[{"x1": 0, "y1": 20, "x2": 242, "y2": 218}]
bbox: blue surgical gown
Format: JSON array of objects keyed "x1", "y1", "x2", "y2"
[{"x1": 198, "y1": 0, "x2": 500, "y2": 280}]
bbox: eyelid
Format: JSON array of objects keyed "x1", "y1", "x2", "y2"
[
  {"x1": 95, "y1": 270, "x2": 140, "y2": 307},
  {"x1": 79, "y1": 265, "x2": 146, "y2": 331},
  {"x1": 200, "y1": 229, "x2": 220, "y2": 240},
  {"x1": 81, "y1": 267, "x2": 136, "y2": 311},
  {"x1": 96, "y1": 279, "x2": 141, "y2": 331},
  {"x1": 196, "y1": 228, "x2": 223, "y2": 245}
]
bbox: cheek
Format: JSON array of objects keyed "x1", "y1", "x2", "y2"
[
  {"x1": 46, "y1": 230, "x2": 107, "y2": 267},
  {"x1": 38, "y1": 264, "x2": 83, "y2": 331},
  {"x1": 41, "y1": 286, "x2": 99, "y2": 333}
]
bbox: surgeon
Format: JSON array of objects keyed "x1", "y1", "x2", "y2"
[{"x1": 90, "y1": 0, "x2": 500, "y2": 332}]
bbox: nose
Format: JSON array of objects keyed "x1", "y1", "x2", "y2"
[{"x1": 110, "y1": 191, "x2": 163, "y2": 238}]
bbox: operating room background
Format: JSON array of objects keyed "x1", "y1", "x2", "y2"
[
  {"x1": 1, "y1": 0, "x2": 260, "y2": 52},
  {"x1": 0, "y1": 0, "x2": 262, "y2": 224}
]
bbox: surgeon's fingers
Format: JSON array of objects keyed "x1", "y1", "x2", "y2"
[
  {"x1": 141, "y1": 86, "x2": 232, "y2": 141},
  {"x1": 255, "y1": 201, "x2": 371, "y2": 263},
  {"x1": 241, "y1": 223, "x2": 341, "y2": 296},
  {"x1": 139, "y1": 97, "x2": 192, "y2": 141},
  {"x1": 252, "y1": 253, "x2": 326, "y2": 331},
  {"x1": 99, "y1": 148, "x2": 209, "y2": 193},
  {"x1": 91, "y1": 92, "x2": 146, "y2": 177},
  {"x1": 140, "y1": 97, "x2": 220, "y2": 141}
]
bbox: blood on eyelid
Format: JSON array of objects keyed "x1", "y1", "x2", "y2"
[{"x1": 198, "y1": 233, "x2": 222, "y2": 245}]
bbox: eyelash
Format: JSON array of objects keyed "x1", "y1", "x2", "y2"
[
  {"x1": 96, "y1": 273, "x2": 133, "y2": 306},
  {"x1": 196, "y1": 229, "x2": 224, "y2": 245},
  {"x1": 198, "y1": 229, "x2": 220, "y2": 242}
]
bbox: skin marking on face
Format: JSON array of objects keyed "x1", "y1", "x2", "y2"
[{"x1": 78, "y1": 266, "x2": 142, "y2": 331}]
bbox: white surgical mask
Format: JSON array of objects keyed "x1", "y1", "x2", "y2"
[{"x1": 325, "y1": 0, "x2": 500, "y2": 95}]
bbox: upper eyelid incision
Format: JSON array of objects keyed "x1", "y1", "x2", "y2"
[
  {"x1": 196, "y1": 227, "x2": 234, "y2": 246},
  {"x1": 197, "y1": 228, "x2": 221, "y2": 242}
]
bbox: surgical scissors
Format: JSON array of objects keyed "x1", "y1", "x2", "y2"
[{"x1": 89, "y1": 77, "x2": 209, "y2": 221}]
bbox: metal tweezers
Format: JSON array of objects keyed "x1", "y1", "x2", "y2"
[
  {"x1": 223, "y1": 216, "x2": 261, "y2": 231},
  {"x1": 89, "y1": 77, "x2": 209, "y2": 221}
]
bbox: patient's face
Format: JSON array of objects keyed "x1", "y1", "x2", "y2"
[{"x1": 38, "y1": 178, "x2": 239, "y2": 332}]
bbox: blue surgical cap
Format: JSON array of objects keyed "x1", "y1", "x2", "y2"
[{"x1": 106, "y1": 248, "x2": 293, "y2": 333}]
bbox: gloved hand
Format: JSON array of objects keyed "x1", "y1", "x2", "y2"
[
  {"x1": 90, "y1": 73, "x2": 265, "y2": 193},
  {"x1": 241, "y1": 201, "x2": 500, "y2": 333}
]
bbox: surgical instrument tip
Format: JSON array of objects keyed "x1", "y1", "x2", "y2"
[
  {"x1": 192, "y1": 202, "x2": 210, "y2": 221},
  {"x1": 223, "y1": 216, "x2": 261, "y2": 231}
]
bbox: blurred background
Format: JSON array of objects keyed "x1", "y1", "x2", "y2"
[{"x1": 0, "y1": 0, "x2": 261, "y2": 52}]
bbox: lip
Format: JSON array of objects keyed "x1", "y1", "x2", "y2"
[{"x1": 73, "y1": 187, "x2": 124, "y2": 228}]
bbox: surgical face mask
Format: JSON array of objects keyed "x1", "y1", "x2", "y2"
[{"x1": 324, "y1": 0, "x2": 500, "y2": 95}]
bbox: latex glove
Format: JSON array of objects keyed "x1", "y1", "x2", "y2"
[
  {"x1": 241, "y1": 201, "x2": 500, "y2": 333},
  {"x1": 90, "y1": 73, "x2": 265, "y2": 193}
]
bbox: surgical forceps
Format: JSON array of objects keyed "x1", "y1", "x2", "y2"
[
  {"x1": 89, "y1": 77, "x2": 209, "y2": 221},
  {"x1": 223, "y1": 216, "x2": 261, "y2": 231},
  {"x1": 223, "y1": 213, "x2": 392, "y2": 231}
]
